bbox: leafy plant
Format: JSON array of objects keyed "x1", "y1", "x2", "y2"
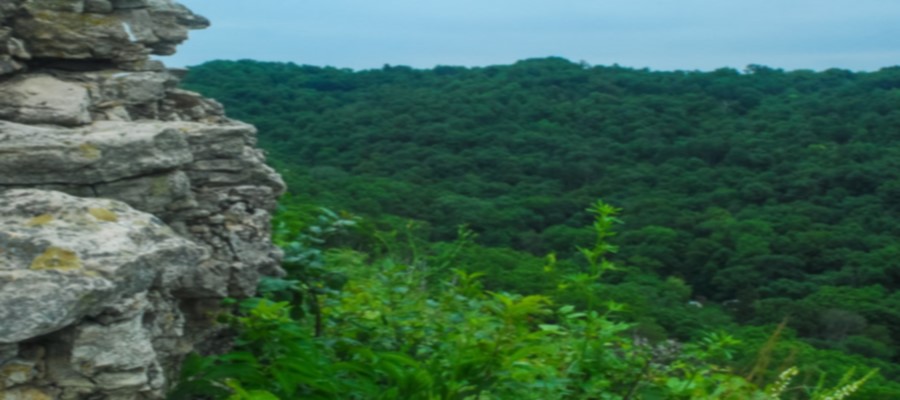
[{"x1": 170, "y1": 201, "x2": 876, "y2": 399}]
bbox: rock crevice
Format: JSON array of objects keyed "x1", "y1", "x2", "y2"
[{"x1": 0, "y1": 1, "x2": 285, "y2": 398}]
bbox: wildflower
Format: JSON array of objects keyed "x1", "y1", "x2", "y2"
[{"x1": 766, "y1": 366, "x2": 798, "y2": 398}]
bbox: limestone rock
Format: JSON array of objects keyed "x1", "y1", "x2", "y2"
[
  {"x1": 0, "y1": 344, "x2": 17, "y2": 364},
  {"x1": 1, "y1": 360, "x2": 36, "y2": 389},
  {"x1": 84, "y1": 0, "x2": 113, "y2": 14},
  {"x1": 6, "y1": 38, "x2": 30, "y2": 59},
  {"x1": 0, "y1": 387, "x2": 54, "y2": 400},
  {"x1": 0, "y1": 75, "x2": 92, "y2": 127},
  {"x1": 0, "y1": 28, "x2": 30, "y2": 60},
  {"x1": 0, "y1": 55, "x2": 23, "y2": 75},
  {"x1": 79, "y1": 70, "x2": 173, "y2": 107},
  {"x1": 0, "y1": 2, "x2": 24, "y2": 23},
  {"x1": 70, "y1": 315, "x2": 158, "y2": 391},
  {"x1": 160, "y1": 88, "x2": 226, "y2": 122},
  {"x1": 0, "y1": 8, "x2": 28, "y2": 77},
  {"x1": 0, "y1": 189, "x2": 204, "y2": 343},
  {"x1": 93, "y1": 170, "x2": 194, "y2": 217},
  {"x1": 26, "y1": 0, "x2": 84, "y2": 13},
  {"x1": 0, "y1": 121, "x2": 193, "y2": 185},
  {"x1": 0, "y1": 1, "x2": 285, "y2": 398},
  {"x1": 13, "y1": 0, "x2": 208, "y2": 63}
]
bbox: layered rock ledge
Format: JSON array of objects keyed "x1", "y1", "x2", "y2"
[{"x1": 0, "y1": 1, "x2": 285, "y2": 398}]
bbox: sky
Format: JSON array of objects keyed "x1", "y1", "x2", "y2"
[{"x1": 166, "y1": 0, "x2": 900, "y2": 72}]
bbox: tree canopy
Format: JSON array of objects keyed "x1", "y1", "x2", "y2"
[{"x1": 182, "y1": 58, "x2": 900, "y2": 396}]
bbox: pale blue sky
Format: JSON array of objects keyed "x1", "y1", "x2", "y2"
[{"x1": 167, "y1": 0, "x2": 900, "y2": 71}]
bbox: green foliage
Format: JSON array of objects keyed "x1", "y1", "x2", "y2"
[
  {"x1": 182, "y1": 61, "x2": 900, "y2": 368},
  {"x1": 171, "y1": 202, "x2": 884, "y2": 399}
]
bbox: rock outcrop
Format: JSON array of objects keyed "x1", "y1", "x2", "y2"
[{"x1": 0, "y1": 1, "x2": 285, "y2": 399}]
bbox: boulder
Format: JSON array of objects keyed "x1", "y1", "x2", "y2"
[{"x1": 0, "y1": 189, "x2": 204, "y2": 344}]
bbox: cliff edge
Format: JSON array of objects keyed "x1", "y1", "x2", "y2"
[{"x1": 0, "y1": 1, "x2": 285, "y2": 398}]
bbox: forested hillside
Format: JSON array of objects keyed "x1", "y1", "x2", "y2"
[{"x1": 181, "y1": 59, "x2": 900, "y2": 397}]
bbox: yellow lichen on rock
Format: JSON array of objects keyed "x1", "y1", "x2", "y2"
[
  {"x1": 78, "y1": 143, "x2": 101, "y2": 160},
  {"x1": 88, "y1": 207, "x2": 118, "y2": 222},
  {"x1": 30, "y1": 247, "x2": 81, "y2": 271},
  {"x1": 25, "y1": 214, "x2": 53, "y2": 227},
  {"x1": 0, "y1": 363, "x2": 33, "y2": 390},
  {"x1": 150, "y1": 175, "x2": 171, "y2": 196}
]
